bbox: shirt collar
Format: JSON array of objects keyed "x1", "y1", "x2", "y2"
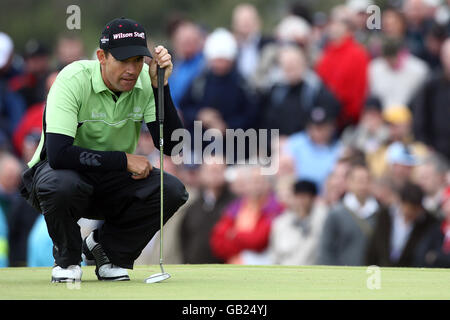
[{"x1": 92, "y1": 60, "x2": 144, "y2": 94}]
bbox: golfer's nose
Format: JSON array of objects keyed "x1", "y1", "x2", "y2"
[{"x1": 125, "y1": 61, "x2": 138, "y2": 76}]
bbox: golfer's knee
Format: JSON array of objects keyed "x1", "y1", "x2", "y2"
[
  {"x1": 35, "y1": 170, "x2": 92, "y2": 206},
  {"x1": 164, "y1": 174, "x2": 189, "y2": 209}
]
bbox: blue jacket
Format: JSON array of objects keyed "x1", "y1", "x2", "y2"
[
  {"x1": 27, "y1": 215, "x2": 53, "y2": 267},
  {"x1": 0, "y1": 206, "x2": 8, "y2": 267},
  {"x1": 169, "y1": 52, "x2": 205, "y2": 109}
]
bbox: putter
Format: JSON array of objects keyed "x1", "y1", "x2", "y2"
[{"x1": 145, "y1": 66, "x2": 171, "y2": 284}]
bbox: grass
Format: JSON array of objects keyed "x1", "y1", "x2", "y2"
[{"x1": 0, "y1": 264, "x2": 449, "y2": 300}]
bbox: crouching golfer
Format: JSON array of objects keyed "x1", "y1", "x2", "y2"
[{"x1": 20, "y1": 18, "x2": 189, "y2": 282}]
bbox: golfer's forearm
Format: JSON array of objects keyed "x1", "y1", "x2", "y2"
[
  {"x1": 147, "y1": 84, "x2": 184, "y2": 155},
  {"x1": 46, "y1": 132, "x2": 127, "y2": 172}
]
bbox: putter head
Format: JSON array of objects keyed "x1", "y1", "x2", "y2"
[{"x1": 144, "y1": 272, "x2": 170, "y2": 284}]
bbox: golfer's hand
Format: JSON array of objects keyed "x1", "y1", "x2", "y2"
[
  {"x1": 126, "y1": 153, "x2": 152, "y2": 180},
  {"x1": 149, "y1": 45, "x2": 173, "y2": 87}
]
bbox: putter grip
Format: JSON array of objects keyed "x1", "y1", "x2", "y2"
[{"x1": 157, "y1": 66, "x2": 165, "y2": 123}]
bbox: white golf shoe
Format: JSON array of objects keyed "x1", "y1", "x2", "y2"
[
  {"x1": 82, "y1": 231, "x2": 130, "y2": 281},
  {"x1": 51, "y1": 265, "x2": 82, "y2": 283}
]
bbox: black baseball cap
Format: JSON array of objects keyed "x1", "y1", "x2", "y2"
[
  {"x1": 100, "y1": 17, "x2": 152, "y2": 61},
  {"x1": 293, "y1": 180, "x2": 318, "y2": 196},
  {"x1": 307, "y1": 106, "x2": 335, "y2": 125}
]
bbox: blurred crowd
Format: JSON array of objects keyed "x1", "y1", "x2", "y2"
[{"x1": 1, "y1": 0, "x2": 450, "y2": 269}]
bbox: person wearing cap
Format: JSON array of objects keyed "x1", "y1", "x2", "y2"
[
  {"x1": 341, "y1": 95, "x2": 390, "y2": 155},
  {"x1": 267, "y1": 179, "x2": 328, "y2": 265},
  {"x1": 284, "y1": 105, "x2": 342, "y2": 192},
  {"x1": 20, "y1": 18, "x2": 189, "y2": 282},
  {"x1": 0, "y1": 32, "x2": 27, "y2": 148},
  {"x1": 386, "y1": 141, "x2": 420, "y2": 189},
  {"x1": 179, "y1": 28, "x2": 258, "y2": 135},
  {"x1": 366, "y1": 104, "x2": 429, "y2": 178}
]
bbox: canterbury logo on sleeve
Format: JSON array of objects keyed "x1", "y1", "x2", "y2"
[{"x1": 80, "y1": 152, "x2": 102, "y2": 166}]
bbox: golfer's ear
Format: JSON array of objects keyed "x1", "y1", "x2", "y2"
[{"x1": 97, "y1": 49, "x2": 106, "y2": 65}]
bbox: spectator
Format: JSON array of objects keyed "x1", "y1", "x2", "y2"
[
  {"x1": 231, "y1": 3, "x2": 272, "y2": 81},
  {"x1": 9, "y1": 39, "x2": 51, "y2": 108},
  {"x1": 7, "y1": 190, "x2": 40, "y2": 267},
  {"x1": 368, "y1": 105, "x2": 429, "y2": 178},
  {"x1": 259, "y1": 44, "x2": 340, "y2": 136},
  {"x1": 319, "y1": 162, "x2": 379, "y2": 266},
  {"x1": 316, "y1": 5, "x2": 370, "y2": 128},
  {"x1": 210, "y1": 165, "x2": 283, "y2": 264},
  {"x1": 369, "y1": 37, "x2": 429, "y2": 110},
  {"x1": 385, "y1": 141, "x2": 420, "y2": 190},
  {"x1": 0, "y1": 153, "x2": 22, "y2": 216},
  {"x1": 268, "y1": 179, "x2": 327, "y2": 265},
  {"x1": 55, "y1": 33, "x2": 86, "y2": 70},
  {"x1": 403, "y1": 0, "x2": 436, "y2": 60},
  {"x1": 0, "y1": 205, "x2": 7, "y2": 267},
  {"x1": 179, "y1": 28, "x2": 258, "y2": 133},
  {"x1": 0, "y1": 152, "x2": 40, "y2": 267},
  {"x1": 284, "y1": 106, "x2": 342, "y2": 192},
  {"x1": 415, "y1": 186, "x2": 450, "y2": 267},
  {"x1": 180, "y1": 155, "x2": 236, "y2": 263},
  {"x1": 0, "y1": 32, "x2": 23, "y2": 81},
  {"x1": 412, "y1": 153, "x2": 449, "y2": 216},
  {"x1": 366, "y1": 182, "x2": 437, "y2": 266},
  {"x1": 382, "y1": 7, "x2": 409, "y2": 41},
  {"x1": 251, "y1": 15, "x2": 312, "y2": 93},
  {"x1": 0, "y1": 33, "x2": 26, "y2": 147},
  {"x1": 169, "y1": 21, "x2": 206, "y2": 108},
  {"x1": 422, "y1": 22, "x2": 448, "y2": 70},
  {"x1": 346, "y1": 0, "x2": 381, "y2": 53},
  {"x1": 27, "y1": 215, "x2": 53, "y2": 267},
  {"x1": 372, "y1": 176, "x2": 400, "y2": 208},
  {"x1": 412, "y1": 38, "x2": 450, "y2": 161},
  {"x1": 13, "y1": 71, "x2": 58, "y2": 158},
  {"x1": 321, "y1": 159, "x2": 351, "y2": 207},
  {"x1": 341, "y1": 96, "x2": 390, "y2": 155}
]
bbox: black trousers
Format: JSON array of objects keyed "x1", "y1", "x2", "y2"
[{"x1": 23, "y1": 161, "x2": 188, "y2": 269}]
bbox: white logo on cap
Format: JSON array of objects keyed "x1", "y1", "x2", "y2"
[{"x1": 112, "y1": 32, "x2": 145, "y2": 40}]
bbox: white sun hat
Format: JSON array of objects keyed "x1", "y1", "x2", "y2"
[
  {"x1": 204, "y1": 28, "x2": 238, "y2": 61},
  {"x1": 0, "y1": 32, "x2": 13, "y2": 69}
]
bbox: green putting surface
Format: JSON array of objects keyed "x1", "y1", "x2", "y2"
[{"x1": 0, "y1": 264, "x2": 449, "y2": 300}]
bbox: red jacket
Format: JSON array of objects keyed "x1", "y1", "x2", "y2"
[
  {"x1": 13, "y1": 102, "x2": 44, "y2": 156},
  {"x1": 316, "y1": 35, "x2": 370, "y2": 127},
  {"x1": 210, "y1": 194, "x2": 283, "y2": 262}
]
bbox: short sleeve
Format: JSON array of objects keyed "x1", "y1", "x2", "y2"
[
  {"x1": 45, "y1": 75, "x2": 80, "y2": 138},
  {"x1": 143, "y1": 90, "x2": 156, "y2": 123}
]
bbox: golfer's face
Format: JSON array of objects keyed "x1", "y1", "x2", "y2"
[{"x1": 104, "y1": 53, "x2": 144, "y2": 92}]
